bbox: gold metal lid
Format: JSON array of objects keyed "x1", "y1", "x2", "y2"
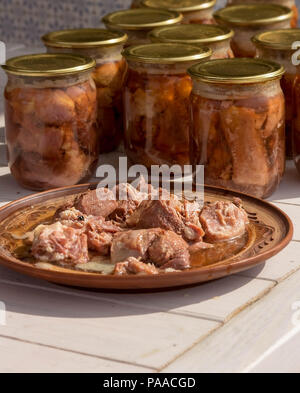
[
  {"x1": 102, "y1": 8, "x2": 183, "y2": 31},
  {"x1": 122, "y1": 42, "x2": 212, "y2": 64},
  {"x1": 252, "y1": 29, "x2": 300, "y2": 51},
  {"x1": 42, "y1": 28, "x2": 128, "y2": 48},
  {"x1": 143, "y1": 0, "x2": 216, "y2": 13},
  {"x1": 188, "y1": 58, "x2": 285, "y2": 84},
  {"x1": 149, "y1": 24, "x2": 234, "y2": 45},
  {"x1": 214, "y1": 4, "x2": 292, "y2": 27},
  {"x1": 2, "y1": 53, "x2": 96, "y2": 77}
]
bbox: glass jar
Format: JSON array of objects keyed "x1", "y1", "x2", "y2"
[
  {"x1": 2, "y1": 54, "x2": 98, "y2": 191},
  {"x1": 123, "y1": 43, "x2": 212, "y2": 168},
  {"x1": 42, "y1": 29, "x2": 128, "y2": 154},
  {"x1": 226, "y1": 0, "x2": 298, "y2": 28},
  {"x1": 149, "y1": 24, "x2": 234, "y2": 59},
  {"x1": 188, "y1": 58, "x2": 285, "y2": 199},
  {"x1": 214, "y1": 4, "x2": 293, "y2": 58},
  {"x1": 253, "y1": 29, "x2": 300, "y2": 159},
  {"x1": 102, "y1": 8, "x2": 182, "y2": 46},
  {"x1": 143, "y1": 0, "x2": 216, "y2": 24}
]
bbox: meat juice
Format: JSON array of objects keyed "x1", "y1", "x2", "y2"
[
  {"x1": 226, "y1": 0, "x2": 298, "y2": 28},
  {"x1": 3, "y1": 54, "x2": 99, "y2": 191},
  {"x1": 188, "y1": 59, "x2": 286, "y2": 199}
]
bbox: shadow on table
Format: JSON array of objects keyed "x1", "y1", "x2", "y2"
[
  {"x1": 0, "y1": 173, "x2": 31, "y2": 203},
  {"x1": 0, "y1": 262, "x2": 266, "y2": 319}
]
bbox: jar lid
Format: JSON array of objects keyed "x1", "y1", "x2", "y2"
[
  {"x1": 149, "y1": 24, "x2": 234, "y2": 45},
  {"x1": 102, "y1": 8, "x2": 183, "y2": 31},
  {"x1": 42, "y1": 28, "x2": 128, "y2": 48},
  {"x1": 122, "y1": 42, "x2": 212, "y2": 64},
  {"x1": 143, "y1": 0, "x2": 216, "y2": 13},
  {"x1": 214, "y1": 4, "x2": 292, "y2": 27},
  {"x1": 188, "y1": 58, "x2": 285, "y2": 84},
  {"x1": 253, "y1": 29, "x2": 300, "y2": 51},
  {"x1": 2, "y1": 53, "x2": 96, "y2": 77}
]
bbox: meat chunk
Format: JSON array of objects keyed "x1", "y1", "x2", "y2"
[
  {"x1": 31, "y1": 222, "x2": 88, "y2": 265},
  {"x1": 75, "y1": 188, "x2": 118, "y2": 218},
  {"x1": 85, "y1": 217, "x2": 121, "y2": 255},
  {"x1": 111, "y1": 229, "x2": 159, "y2": 264},
  {"x1": 55, "y1": 207, "x2": 87, "y2": 230},
  {"x1": 126, "y1": 199, "x2": 204, "y2": 242},
  {"x1": 200, "y1": 201, "x2": 249, "y2": 242},
  {"x1": 148, "y1": 231, "x2": 190, "y2": 270},
  {"x1": 114, "y1": 257, "x2": 158, "y2": 276},
  {"x1": 111, "y1": 228, "x2": 190, "y2": 271}
]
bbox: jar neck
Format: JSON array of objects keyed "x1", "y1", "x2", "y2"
[
  {"x1": 256, "y1": 47, "x2": 297, "y2": 74},
  {"x1": 46, "y1": 44, "x2": 124, "y2": 63},
  {"x1": 192, "y1": 79, "x2": 282, "y2": 100},
  {"x1": 6, "y1": 71, "x2": 92, "y2": 90},
  {"x1": 128, "y1": 59, "x2": 199, "y2": 75}
]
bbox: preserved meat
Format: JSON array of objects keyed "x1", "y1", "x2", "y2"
[
  {"x1": 43, "y1": 29, "x2": 128, "y2": 153},
  {"x1": 32, "y1": 222, "x2": 89, "y2": 265},
  {"x1": 253, "y1": 29, "x2": 300, "y2": 158},
  {"x1": 189, "y1": 59, "x2": 285, "y2": 199},
  {"x1": 74, "y1": 189, "x2": 118, "y2": 218},
  {"x1": 293, "y1": 75, "x2": 300, "y2": 175},
  {"x1": 3, "y1": 54, "x2": 98, "y2": 191},
  {"x1": 114, "y1": 258, "x2": 159, "y2": 275},
  {"x1": 123, "y1": 44, "x2": 212, "y2": 168},
  {"x1": 226, "y1": 0, "x2": 298, "y2": 28}
]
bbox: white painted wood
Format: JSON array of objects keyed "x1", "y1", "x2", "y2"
[
  {"x1": 0, "y1": 266, "x2": 274, "y2": 323},
  {"x1": 0, "y1": 281, "x2": 219, "y2": 369},
  {"x1": 162, "y1": 267, "x2": 300, "y2": 373},
  {"x1": 269, "y1": 161, "x2": 300, "y2": 206},
  {"x1": 0, "y1": 336, "x2": 152, "y2": 373},
  {"x1": 272, "y1": 202, "x2": 300, "y2": 241},
  {"x1": 237, "y1": 241, "x2": 300, "y2": 283}
]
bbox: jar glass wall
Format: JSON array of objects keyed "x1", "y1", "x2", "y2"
[
  {"x1": 214, "y1": 4, "x2": 293, "y2": 58},
  {"x1": 2, "y1": 54, "x2": 98, "y2": 191},
  {"x1": 43, "y1": 29, "x2": 128, "y2": 153},
  {"x1": 189, "y1": 58, "x2": 285, "y2": 199},
  {"x1": 226, "y1": 0, "x2": 298, "y2": 28},
  {"x1": 123, "y1": 43, "x2": 212, "y2": 169}
]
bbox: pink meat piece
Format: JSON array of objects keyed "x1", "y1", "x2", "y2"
[
  {"x1": 126, "y1": 198, "x2": 204, "y2": 242},
  {"x1": 85, "y1": 217, "x2": 121, "y2": 255},
  {"x1": 74, "y1": 188, "x2": 118, "y2": 218},
  {"x1": 200, "y1": 201, "x2": 249, "y2": 242},
  {"x1": 32, "y1": 222, "x2": 88, "y2": 265},
  {"x1": 114, "y1": 257, "x2": 158, "y2": 276}
]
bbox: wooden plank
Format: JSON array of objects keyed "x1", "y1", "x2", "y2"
[
  {"x1": 236, "y1": 241, "x2": 300, "y2": 283},
  {"x1": 162, "y1": 267, "x2": 300, "y2": 373},
  {"x1": 272, "y1": 202, "x2": 300, "y2": 241},
  {"x1": 0, "y1": 264, "x2": 274, "y2": 323},
  {"x1": 0, "y1": 336, "x2": 152, "y2": 373},
  {"x1": 269, "y1": 161, "x2": 300, "y2": 206},
  {"x1": 0, "y1": 281, "x2": 219, "y2": 369}
]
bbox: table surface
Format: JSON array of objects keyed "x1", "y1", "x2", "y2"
[{"x1": 0, "y1": 45, "x2": 300, "y2": 374}]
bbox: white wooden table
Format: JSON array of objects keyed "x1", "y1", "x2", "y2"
[{"x1": 0, "y1": 45, "x2": 300, "y2": 374}]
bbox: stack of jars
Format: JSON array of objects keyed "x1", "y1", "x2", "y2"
[{"x1": 2, "y1": 0, "x2": 300, "y2": 197}]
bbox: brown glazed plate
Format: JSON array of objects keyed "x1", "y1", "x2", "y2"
[{"x1": 0, "y1": 183, "x2": 294, "y2": 291}]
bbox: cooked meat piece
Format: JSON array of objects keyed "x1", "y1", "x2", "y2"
[
  {"x1": 189, "y1": 242, "x2": 214, "y2": 254},
  {"x1": 114, "y1": 257, "x2": 158, "y2": 276},
  {"x1": 200, "y1": 201, "x2": 249, "y2": 242},
  {"x1": 32, "y1": 222, "x2": 88, "y2": 265},
  {"x1": 85, "y1": 217, "x2": 121, "y2": 255},
  {"x1": 111, "y1": 229, "x2": 160, "y2": 264},
  {"x1": 148, "y1": 231, "x2": 190, "y2": 270},
  {"x1": 55, "y1": 207, "x2": 87, "y2": 230},
  {"x1": 75, "y1": 188, "x2": 118, "y2": 218},
  {"x1": 126, "y1": 199, "x2": 204, "y2": 242}
]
